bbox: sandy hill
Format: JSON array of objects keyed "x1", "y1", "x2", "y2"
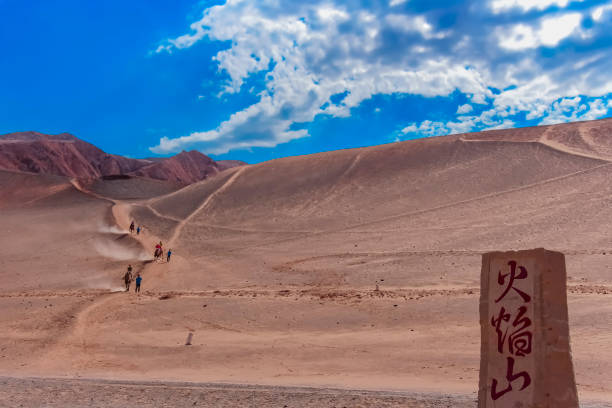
[
  {"x1": 0, "y1": 118, "x2": 611, "y2": 405},
  {"x1": 0, "y1": 131, "x2": 245, "y2": 185},
  {"x1": 150, "y1": 118, "x2": 610, "y2": 239}
]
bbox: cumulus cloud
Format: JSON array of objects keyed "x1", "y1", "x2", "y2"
[
  {"x1": 592, "y1": 4, "x2": 612, "y2": 21},
  {"x1": 457, "y1": 104, "x2": 473, "y2": 114},
  {"x1": 539, "y1": 97, "x2": 610, "y2": 125},
  {"x1": 489, "y1": 0, "x2": 584, "y2": 13},
  {"x1": 150, "y1": 0, "x2": 612, "y2": 154},
  {"x1": 400, "y1": 110, "x2": 517, "y2": 140},
  {"x1": 497, "y1": 13, "x2": 583, "y2": 50}
]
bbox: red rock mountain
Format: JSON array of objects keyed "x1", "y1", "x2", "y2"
[
  {"x1": 0, "y1": 131, "x2": 245, "y2": 185},
  {"x1": 131, "y1": 150, "x2": 220, "y2": 185}
]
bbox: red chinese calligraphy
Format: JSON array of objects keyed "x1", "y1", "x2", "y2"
[
  {"x1": 495, "y1": 260, "x2": 531, "y2": 303},
  {"x1": 491, "y1": 306, "x2": 532, "y2": 356},
  {"x1": 491, "y1": 306, "x2": 510, "y2": 354},
  {"x1": 491, "y1": 357, "x2": 532, "y2": 400},
  {"x1": 490, "y1": 259, "x2": 533, "y2": 401},
  {"x1": 508, "y1": 306, "x2": 532, "y2": 357}
]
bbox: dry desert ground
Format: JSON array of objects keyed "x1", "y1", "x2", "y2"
[{"x1": 1, "y1": 119, "x2": 611, "y2": 407}]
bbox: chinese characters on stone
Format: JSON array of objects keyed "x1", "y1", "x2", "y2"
[{"x1": 490, "y1": 260, "x2": 533, "y2": 400}]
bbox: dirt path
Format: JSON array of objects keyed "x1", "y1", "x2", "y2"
[
  {"x1": 70, "y1": 179, "x2": 115, "y2": 203},
  {"x1": 144, "y1": 203, "x2": 182, "y2": 222},
  {"x1": 34, "y1": 293, "x2": 123, "y2": 373},
  {"x1": 167, "y1": 166, "x2": 249, "y2": 247},
  {"x1": 27, "y1": 182, "x2": 163, "y2": 372},
  {"x1": 294, "y1": 150, "x2": 366, "y2": 216}
]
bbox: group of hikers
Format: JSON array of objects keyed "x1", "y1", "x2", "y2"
[
  {"x1": 122, "y1": 220, "x2": 173, "y2": 293},
  {"x1": 129, "y1": 219, "x2": 172, "y2": 262},
  {"x1": 123, "y1": 264, "x2": 142, "y2": 292},
  {"x1": 129, "y1": 221, "x2": 142, "y2": 235}
]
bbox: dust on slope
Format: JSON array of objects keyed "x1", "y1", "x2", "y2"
[{"x1": 0, "y1": 171, "x2": 158, "y2": 377}]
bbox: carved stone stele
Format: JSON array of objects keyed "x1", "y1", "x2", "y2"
[{"x1": 479, "y1": 248, "x2": 578, "y2": 408}]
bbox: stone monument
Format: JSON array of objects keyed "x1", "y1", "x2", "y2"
[{"x1": 478, "y1": 248, "x2": 578, "y2": 407}]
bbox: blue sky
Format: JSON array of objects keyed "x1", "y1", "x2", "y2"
[{"x1": 1, "y1": 0, "x2": 611, "y2": 163}]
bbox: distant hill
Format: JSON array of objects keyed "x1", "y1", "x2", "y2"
[
  {"x1": 130, "y1": 150, "x2": 219, "y2": 185},
  {"x1": 0, "y1": 131, "x2": 245, "y2": 185},
  {"x1": 216, "y1": 159, "x2": 248, "y2": 171}
]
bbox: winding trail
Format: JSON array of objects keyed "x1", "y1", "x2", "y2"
[
  {"x1": 31, "y1": 178, "x2": 161, "y2": 370},
  {"x1": 167, "y1": 166, "x2": 249, "y2": 247},
  {"x1": 69, "y1": 179, "x2": 115, "y2": 203},
  {"x1": 143, "y1": 203, "x2": 181, "y2": 223}
]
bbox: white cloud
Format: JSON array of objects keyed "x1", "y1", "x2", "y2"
[
  {"x1": 150, "y1": 1, "x2": 612, "y2": 154},
  {"x1": 498, "y1": 24, "x2": 538, "y2": 50},
  {"x1": 498, "y1": 13, "x2": 582, "y2": 50},
  {"x1": 457, "y1": 104, "x2": 473, "y2": 114},
  {"x1": 317, "y1": 6, "x2": 349, "y2": 22},
  {"x1": 390, "y1": 0, "x2": 408, "y2": 6},
  {"x1": 401, "y1": 120, "x2": 450, "y2": 137},
  {"x1": 150, "y1": 1, "x2": 489, "y2": 154},
  {"x1": 402, "y1": 95, "x2": 609, "y2": 137},
  {"x1": 592, "y1": 4, "x2": 612, "y2": 21},
  {"x1": 401, "y1": 124, "x2": 418, "y2": 134},
  {"x1": 539, "y1": 13, "x2": 582, "y2": 46},
  {"x1": 401, "y1": 116, "x2": 480, "y2": 138},
  {"x1": 490, "y1": 0, "x2": 583, "y2": 13},
  {"x1": 537, "y1": 96, "x2": 609, "y2": 125},
  {"x1": 484, "y1": 119, "x2": 516, "y2": 130},
  {"x1": 581, "y1": 99, "x2": 609, "y2": 120},
  {"x1": 385, "y1": 14, "x2": 447, "y2": 39}
]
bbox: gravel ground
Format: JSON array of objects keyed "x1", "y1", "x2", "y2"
[{"x1": 0, "y1": 377, "x2": 477, "y2": 408}]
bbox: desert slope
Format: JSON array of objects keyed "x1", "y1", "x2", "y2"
[{"x1": 0, "y1": 118, "x2": 611, "y2": 406}]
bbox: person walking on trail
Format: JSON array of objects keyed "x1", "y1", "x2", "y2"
[
  {"x1": 136, "y1": 226, "x2": 141, "y2": 235},
  {"x1": 135, "y1": 273, "x2": 142, "y2": 293},
  {"x1": 129, "y1": 221, "x2": 135, "y2": 234},
  {"x1": 166, "y1": 249, "x2": 172, "y2": 263},
  {"x1": 154, "y1": 242, "x2": 163, "y2": 261},
  {"x1": 124, "y1": 265, "x2": 133, "y2": 292}
]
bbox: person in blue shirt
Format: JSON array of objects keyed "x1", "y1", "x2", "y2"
[
  {"x1": 167, "y1": 249, "x2": 172, "y2": 263},
  {"x1": 135, "y1": 274, "x2": 142, "y2": 293}
]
